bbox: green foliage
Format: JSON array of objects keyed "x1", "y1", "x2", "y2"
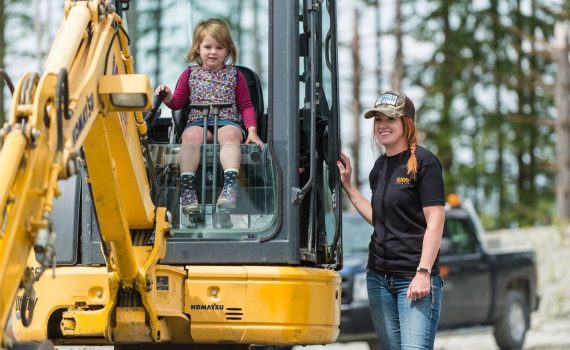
[{"x1": 409, "y1": 0, "x2": 559, "y2": 229}]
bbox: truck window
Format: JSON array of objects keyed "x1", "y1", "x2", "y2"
[{"x1": 443, "y1": 217, "x2": 479, "y2": 255}]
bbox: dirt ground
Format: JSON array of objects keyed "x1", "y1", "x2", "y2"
[{"x1": 299, "y1": 312, "x2": 570, "y2": 350}]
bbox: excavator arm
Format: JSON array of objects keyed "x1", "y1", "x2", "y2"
[{"x1": 0, "y1": 1, "x2": 169, "y2": 347}]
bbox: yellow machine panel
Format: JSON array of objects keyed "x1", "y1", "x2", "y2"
[
  {"x1": 12, "y1": 265, "x2": 340, "y2": 346},
  {"x1": 185, "y1": 266, "x2": 341, "y2": 345}
]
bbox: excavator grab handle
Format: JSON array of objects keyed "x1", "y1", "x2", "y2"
[{"x1": 145, "y1": 90, "x2": 167, "y2": 126}]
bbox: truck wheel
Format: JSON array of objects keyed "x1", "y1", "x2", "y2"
[{"x1": 493, "y1": 289, "x2": 529, "y2": 349}]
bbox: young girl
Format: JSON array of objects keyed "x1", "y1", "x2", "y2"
[{"x1": 155, "y1": 18, "x2": 263, "y2": 215}]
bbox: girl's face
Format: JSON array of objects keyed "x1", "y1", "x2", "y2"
[
  {"x1": 199, "y1": 35, "x2": 228, "y2": 70},
  {"x1": 374, "y1": 114, "x2": 406, "y2": 153}
]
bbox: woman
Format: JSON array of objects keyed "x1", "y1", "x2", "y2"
[{"x1": 337, "y1": 91, "x2": 445, "y2": 350}]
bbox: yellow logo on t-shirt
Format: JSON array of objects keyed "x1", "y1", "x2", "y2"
[{"x1": 395, "y1": 177, "x2": 411, "y2": 184}]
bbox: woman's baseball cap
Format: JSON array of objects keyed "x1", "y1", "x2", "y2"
[{"x1": 363, "y1": 91, "x2": 415, "y2": 121}]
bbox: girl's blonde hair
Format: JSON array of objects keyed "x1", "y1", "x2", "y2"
[{"x1": 186, "y1": 18, "x2": 238, "y2": 65}]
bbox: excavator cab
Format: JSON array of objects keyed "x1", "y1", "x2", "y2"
[
  {"x1": 139, "y1": 0, "x2": 342, "y2": 267},
  {"x1": 4, "y1": 0, "x2": 343, "y2": 348}
]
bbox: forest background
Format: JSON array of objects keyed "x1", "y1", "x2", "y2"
[{"x1": 0, "y1": 0, "x2": 569, "y2": 230}]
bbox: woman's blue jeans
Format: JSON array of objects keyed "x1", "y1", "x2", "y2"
[{"x1": 366, "y1": 270, "x2": 442, "y2": 350}]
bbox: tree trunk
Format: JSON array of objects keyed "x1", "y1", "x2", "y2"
[
  {"x1": 235, "y1": 0, "x2": 243, "y2": 50},
  {"x1": 490, "y1": 0, "x2": 505, "y2": 228},
  {"x1": 528, "y1": 0, "x2": 537, "y2": 208},
  {"x1": 34, "y1": 0, "x2": 43, "y2": 71},
  {"x1": 253, "y1": 0, "x2": 262, "y2": 82},
  {"x1": 437, "y1": 5, "x2": 454, "y2": 191},
  {"x1": 153, "y1": 0, "x2": 163, "y2": 85},
  {"x1": 391, "y1": 0, "x2": 402, "y2": 91},
  {"x1": 351, "y1": 7, "x2": 361, "y2": 189},
  {"x1": 514, "y1": 0, "x2": 528, "y2": 217},
  {"x1": 375, "y1": 0, "x2": 382, "y2": 94},
  {"x1": 126, "y1": 0, "x2": 138, "y2": 70},
  {"x1": 555, "y1": 23, "x2": 570, "y2": 222}
]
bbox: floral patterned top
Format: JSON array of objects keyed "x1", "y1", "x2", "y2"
[
  {"x1": 188, "y1": 65, "x2": 239, "y2": 123},
  {"x1": 165, "y1": 65, "x2": 256, "y2": 130}
]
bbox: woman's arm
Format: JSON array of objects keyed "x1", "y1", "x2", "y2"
[
  {"x1": 418, "y1": 205, "x2": 445, "y2": 271},
  {"x1": 337, "y1": 152, "x2": 373, "y2": 225},
  {"x1": 407, "y1": 205, "x2": 445, "y2": 300}
]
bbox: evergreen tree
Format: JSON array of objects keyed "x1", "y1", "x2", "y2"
[
  {"x1": 471, "y1": 0, "x2": 557, "y2": 227},
  {"x1": 508, "y1": 0, "x2": 557, "y2": 225},
  {"x1": 409, "y1": 0, "x2": 478, "y2": 198},
  {"x1": 410, "y1": 0, "x2": 561, "y2": 228}
]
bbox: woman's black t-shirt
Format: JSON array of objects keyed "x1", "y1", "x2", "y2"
[{"x1": 367, "y1": 146, "x2": 445, "y2": 277}]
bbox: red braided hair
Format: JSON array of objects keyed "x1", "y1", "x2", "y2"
[{"x1": 402, "y1": 117, "x2": 419, "y2": 179}]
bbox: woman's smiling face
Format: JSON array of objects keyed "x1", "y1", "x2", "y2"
[{"x1": 374, "y1": 114, "x2": 406, "y2": 154}]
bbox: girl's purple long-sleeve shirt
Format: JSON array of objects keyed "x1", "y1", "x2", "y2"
[{"x1": 164, "y1": 67, "x2": 257, "y2": 130}]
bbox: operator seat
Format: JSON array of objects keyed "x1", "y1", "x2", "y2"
[{"x1": 171, "y1": 65, "x2": 266, "y2": 143}]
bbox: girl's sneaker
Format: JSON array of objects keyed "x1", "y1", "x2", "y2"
[
  {"x1": 216, "y1": 184, "x2": 237, "y2": 209},
  {"x1": 181, "y1": 187, "x2": 200, "y2": 214}
]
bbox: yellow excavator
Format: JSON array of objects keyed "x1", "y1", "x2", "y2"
[{"x1": 1, "y1": 1, "x2": 343, "y2": 349}]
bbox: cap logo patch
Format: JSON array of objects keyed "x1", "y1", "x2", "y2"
[{"x1": 376, "y1": 94, "x2": 398, "y2": 106}]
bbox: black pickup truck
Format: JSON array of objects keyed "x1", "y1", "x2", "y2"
[{"x1": 338, "y1": 199, "x2": 540, "y2": 350}]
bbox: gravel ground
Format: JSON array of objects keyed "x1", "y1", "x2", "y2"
[{"x1": 296, "y1": 318, "x2": 570, "y2": 350}]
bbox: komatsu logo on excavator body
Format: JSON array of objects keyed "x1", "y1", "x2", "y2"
[
  {"x1": 72, "y1": 93, "x2": 95, "y2": 144},
  {"x1": 190, "y1": 304, "x2": 225, "y2": 310}
]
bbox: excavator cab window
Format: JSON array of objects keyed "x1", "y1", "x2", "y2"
[{"x1": 146, "y1": 3, "x2": 275, "y2": 240}]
